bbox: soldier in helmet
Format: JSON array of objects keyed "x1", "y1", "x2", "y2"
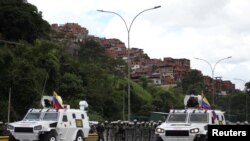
[{"x1": 96, "y1": 122, "x2": 105, "y2": 141}]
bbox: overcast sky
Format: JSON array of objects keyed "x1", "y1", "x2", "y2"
[{"x1": 28, "y1": 0, "x2": 250, "y2": 90}]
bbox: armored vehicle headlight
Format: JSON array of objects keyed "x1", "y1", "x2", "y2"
[
  {"x1": 190, "y1": 128, "x2": 199, "y2": 133},
  {"x1": 7, "y1": 125, "x2": 14, "y2": 130},
  {"x1": 34, "y1": 125, "x2": 42, "y2": 130},
  {"x1": 156, "y1": 128, "x2": 165, "y2": 133}
]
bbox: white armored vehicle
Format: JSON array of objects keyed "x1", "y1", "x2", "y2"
[
  {"x1": 7, "y1": 96, "x2": 90, "y2": 141},
  {"x1": 155, "y1": 94, "x2": 226, "y2": 141}
]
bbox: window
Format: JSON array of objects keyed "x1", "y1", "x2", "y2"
[
  {"x1": 81, "y1": 114, "x2": 84, "y2": 119},
  {"x1": 72, "y1": 113, "x2": 76, "y2": 119},
  {"x1": 43, "y1": 113, "x2": 58, "y2": 121},
  {"x1": 62, "y1": 115, "x2": 68, "y2": 122},
  {"x1": 189, "y1": 113, "x2": 208, "y2": 123},
  {"x1": 167, "y1": 113, "x2": 187, "y2": 122},
  {"x1": 24, "y1": 113, "x2": 41, "y2": 121}
]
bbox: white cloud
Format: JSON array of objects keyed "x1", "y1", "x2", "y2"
[{"x1": 28, "y1": 0, "x2": 250, "y2": 90}]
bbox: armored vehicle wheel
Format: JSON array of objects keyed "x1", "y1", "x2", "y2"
[
  {"x1": 200, "y1": 135, "x2": 207, "y2": 141},
  {"x1": 196, "y1": 135, "x2": 207, "y2": 141},
  {"x1": 75, "y1": 131, "x2": 85, "y2": 141},
  {"x1": 42, "y1": 131, "x2": 57, "y2": 141}
]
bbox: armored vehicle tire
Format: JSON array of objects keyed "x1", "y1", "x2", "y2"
[
  {"x1": 75, "y1": 131, "x2": 85, "y2": 141},
  {"x1": 196, "y1": 135, "x2": 207, "y2": 141},
  {"x1": 9, "y1": 135, "x2": 18, "y2": 141},
  {"x1": 42, "y1": 131, "x2": 57, "y2": 141}
]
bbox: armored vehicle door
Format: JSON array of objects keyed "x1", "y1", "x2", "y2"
[{"x1": 58, "y1": 112, "x2": 71, "y2": 140}]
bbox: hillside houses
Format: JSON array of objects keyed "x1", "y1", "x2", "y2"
[{"x1": 51, "y1": 23, "x2": 235, "y2": 94}]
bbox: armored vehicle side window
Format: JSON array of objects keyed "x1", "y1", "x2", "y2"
[
  {"x1": 167, "y1": 113, "x2": 187, "y2": 122},
  {"x1": 43, "y1": 113, "x2": 58, "y2": 121},
  {"x1": 62, "y1": 115, "x2": 68, "y2": 122},
  {"x1": 81, "y1": 114, "x2": 84, "y2": 119},
  {"x1": 72, "y1": 113, "x2": 76, "y2": 119},
  {"x1": 24, "y1": 113, "x2": 41, "y2": 120},
  {"x1": 189, "y1": 113, "x2": 208, "y2": 123}
]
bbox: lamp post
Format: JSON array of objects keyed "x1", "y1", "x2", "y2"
[
  {"x1": 234, "y1": 78, "x2": 248, "y2": 121},
  {"x1": 98, "y1": 6, "x2": 161, "y2": 121},
  {"x1": 194, "y1": 56, "x2": 232, "y2": 106}
]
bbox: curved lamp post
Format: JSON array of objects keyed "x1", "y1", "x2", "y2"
[
  {"x1": 97, "y1": 6, "x2": 161, "y2": 120},
  {"x1": 194, "y1": 56, "x2": 232, "y2": 106},
  {"x1": 234, "y1": 78, "x2": 248, "y2": 121}
]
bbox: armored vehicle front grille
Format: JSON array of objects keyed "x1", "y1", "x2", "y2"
[
  {"x1": 165, "y1": 130, "x2": 189, "y2": 136},
  {"x1": 14, "y1": 127, "x2": 33, "y2": 133}
]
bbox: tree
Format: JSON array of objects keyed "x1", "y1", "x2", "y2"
[
  {"x1": 79, "y1": 40, "x2": 106, "y2": 64},
  {"x1": 245, "y1": 82, "x2": 250, "y2": 90},
  {"x1": 60, "y1": 72, "x2": 85, "y2": 100},
  {"x1": 0, "y1": 40, "x2": 63, "y2": 121},
  {"x1": 0, "y1": 43, "x2": 48, "y2": 120},
  {"x1": 181, "y1": 70, "x2": 205, "y2": 95},
  {"x1": 0, "y1": 0, "x2": 51, "y2": 43}
]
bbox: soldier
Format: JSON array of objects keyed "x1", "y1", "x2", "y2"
[{"x1": 96, "y1": 122, "x2": 105, "y2": 141}]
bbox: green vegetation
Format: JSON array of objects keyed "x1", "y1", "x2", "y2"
[
  {"x1": 0, "y1": 39, "x2": 182, "y2": 122},
  {"x1": 0, "y1": 0, "x2": 250, "y2": 123},
  {"x1": 0, "y1": 0, "x2": 50, "y2": 43}
]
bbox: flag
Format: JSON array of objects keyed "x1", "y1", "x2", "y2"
[
  {"x1": 52, "y1": 91, "x2": 64, "y2": 109},
  {"x1": 200, "y1": 91, "x2": 211, "y2": 109}
]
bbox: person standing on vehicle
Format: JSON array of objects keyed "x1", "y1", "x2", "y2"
[{"x1": 96, "y1": 122, "x2": 105, "y2": 141}]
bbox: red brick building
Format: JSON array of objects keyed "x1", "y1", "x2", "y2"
[{"x1": 50, "y1": 22, "x2": 235, "y2": 94}]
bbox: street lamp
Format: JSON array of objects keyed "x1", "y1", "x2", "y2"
[
  {"x1": 194, "y1": 56, "x2": 232, "y2": 106},
  {"x1": 234, "y1": 78, "x2": 248, "y2": 121},
  {"x1": 98, "y1": 6, "x2": 161, "y2": 121}
]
